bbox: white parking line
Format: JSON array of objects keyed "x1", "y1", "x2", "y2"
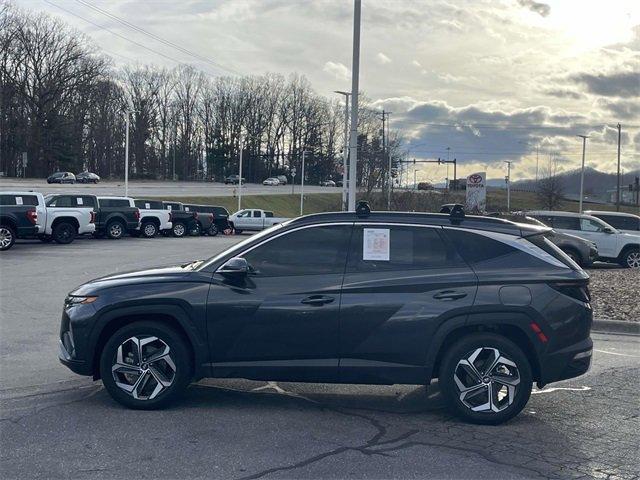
[{"x1": 594, "y1": 349, "x2": 640, "y2": 358}]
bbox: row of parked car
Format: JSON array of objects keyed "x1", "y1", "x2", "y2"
[
  {"x1": 46, "y1": 171, "x2": 101, "y2": 184},
  {"x1": 491, "y1": 209, "x2": 640, "y2": 269},
  {"x1": 0, "y1": 191, "x2": 292, "y2": 251}
]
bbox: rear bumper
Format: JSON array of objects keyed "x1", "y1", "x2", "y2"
[{"x1": 539, "y1": 337, "x2": 593, "y2": 386}]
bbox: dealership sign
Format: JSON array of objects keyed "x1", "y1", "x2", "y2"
[{"x1": 465, "y1": 172, "x2": 486, "y2": 213}]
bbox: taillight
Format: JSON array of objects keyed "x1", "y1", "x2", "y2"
[
  {"x1": 90, "y1": 211, "x2": 96, "y2": 224},
  {"x1": 134, "y1": 209, "x2": 140, "y2": 221},
  {"x1": 168, "y1": 211, "x2": 173, "y2": 222},
  {"x1": 26, "y1": 209, "x2": 37, "y2": 224},
  {"x1": 550, "y1": 282, "x2": 591, "y2": 303},
  {"x1": 210, "y1": 213, "x2": 214, "y2": 221}
]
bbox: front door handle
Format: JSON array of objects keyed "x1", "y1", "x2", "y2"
[
  {"x1": 301, "y1": 295, "x2": 335, "y2": 306},
  {"x1": 433, "y1": 290, "x2": 467, "y2": 301}
]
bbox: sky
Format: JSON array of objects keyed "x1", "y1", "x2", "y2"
[{"x1": 16, "y1": 0, "x2": 640, "y2": 184}]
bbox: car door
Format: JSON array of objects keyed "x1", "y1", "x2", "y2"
[
  {"x1": 578, "y1": 217, "x2": 617, "y2": 257},
  {"x1": 206, "y1": 223, "x2": 352, "y2": 382},
  {"x1": 338, "y1": 224, "x2": 477, "y2": 384}
]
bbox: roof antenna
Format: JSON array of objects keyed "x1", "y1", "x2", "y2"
[{"x1": 356, "y1": 200, "x2": 370, "y2": 218}]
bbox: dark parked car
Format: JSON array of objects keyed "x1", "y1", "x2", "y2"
[
  {"x1": 58, "y1": 205, "x2": 593, "y2": 424},
  {"x1": 94, "y1": 196, "x2": 141, "y2": 239},
  {"x1": 76, "y1": 172, "x2": 100, "y2": 184},
  {"x1": 0, "y1": 192, "x2": 42, "y2": 250},
  {"x1": 184, "y1": 204, "x2": 231, "y2": 236},
  {"x1": 47, "y1": 172, "x2": 76, "y2": 184},
  {"x1": 161, "y1": 201, "x2": 200, "y2": 237},
  {"x1": 224, "y1": 175, "x2": 245, "y2": 185},
  {"x1": 490, "y1": 213, "x2": 598, "y2": 267}
]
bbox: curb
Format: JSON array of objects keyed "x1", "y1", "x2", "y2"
[{"x1": 592, "y1": 318, "x2": 640, "y2": 335}]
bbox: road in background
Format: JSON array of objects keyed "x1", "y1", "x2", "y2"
[{"x1": 0, "y1": 179, "x2": 340, "y2": 198}]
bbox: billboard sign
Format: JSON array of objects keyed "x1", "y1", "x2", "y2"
[{"x1": 465, "y1": 172, "x2": 486, "y2": 213}]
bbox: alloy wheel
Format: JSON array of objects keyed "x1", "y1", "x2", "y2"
[
  {"x1": 454, "y1": 347, "x2": 520, "y2": 413},
  {"x1": 173, "y1": 223, "x2": 185, "y2": 237},
  {"x1": 0, "y1": 227, "x2": 13, "y2": 249},
  {"x1": 111, "y1": 336, "x2": 176, "y2": 400},
  {"x1": 143, "y1": 223, "x2": 157, "y2": 237},
  {"x1": 626, "y1": 251, "x2": 640, "y2": 268},
  {"x1": 109, "y1": 223, "x2": 123, "y2": 238}
]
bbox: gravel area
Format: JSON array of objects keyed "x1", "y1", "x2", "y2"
[{"x1": 587, "y1": 265, "x2": 639, "y2": 322}]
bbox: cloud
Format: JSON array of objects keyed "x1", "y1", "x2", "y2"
[
  {"x1": 596, "y1": 99, "x2": 640, "y2": 120},
  {"x1": 376, "y1": 52, "x2": 392, "y2": 65},
  {"x1": 571, "y1": 69, "x2": 640, "y2": 98},
  {"x1": 543, "y1": 89, "x2": 585, "y2": 100},
  {"x1": 322, "y1": 61, "x2": 350, "y2": 81},
  {"x1": 517, "y1": 0, "x2": 551, "y2": 18},
  {"x1": 411, "y1": 60, "x2": 422, "y2": 68}
]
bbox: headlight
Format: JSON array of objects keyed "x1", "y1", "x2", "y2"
[{"x1": 65, "y1": 295, "x2": 98, "y2": 307}]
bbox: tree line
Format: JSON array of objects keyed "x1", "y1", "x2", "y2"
[{"x1": 0, "y1": 4, "x2": 405, "y2": 189}]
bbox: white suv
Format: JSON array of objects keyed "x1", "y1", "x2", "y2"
[
  {"x1": 584, "y1": 211, "x2": 640, "y2": 235},
  {"x1": 529, "y1": 210, "x2": 640, "y2": 268}
]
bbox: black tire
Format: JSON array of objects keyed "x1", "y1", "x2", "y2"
[
  {"x1": 562, "y1": 248, "x2": 583, "y2": 266},
  {"x1": 99, "y1": 321, "x2": 192, "y2": 410},
  {"x1": 106, "y1": 220, "x2": 125, "y2": 239},
  {"x1": 189, "y1": 223, "x2": 201, "y2": 236},
  {"x1": 141, "y1": 221, "x2": 158, "y2": 238},
  {"x1": 620, "y1": 247, "x2": 640, "y2": 268},
  {"x1": 208, "y1": 224, "x2": 219, "y2": 237},
  {"x1": 52, "y1": 221, "x2": 77, "y2": 244},
  {"x1": 0, "y1": 224, "x2": 16, "y2": 251},
  {"x1": 172, "y1": 221, "x2": 186, "y2": 238},
  {"x1": 439, "y1": 333, "x2": 533, "y2": 425}
]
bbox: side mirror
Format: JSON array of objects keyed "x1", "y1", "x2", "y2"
[
  {"x1": 603, "y1": 227, "x2": 614, "y2": 234},
  {"x1": 218, "y1": 257, "x2": 250, "y2": 277}
]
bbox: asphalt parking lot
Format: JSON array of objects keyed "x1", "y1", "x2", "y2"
[{"x1": 1, "y1": 236, "x2": 639, "y2": 479}]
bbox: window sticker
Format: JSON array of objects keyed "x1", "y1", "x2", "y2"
[
  {"x1": 145, "y1": 203, "x2": 150, "y2": 209},
  {"x1": 77, "y1": 197, "x2": 83, "y2": 205},
  {"x1": 16, "y1": 197, "x2": 23, "y2": 205},
  {"x1": 185, "y1": 207, "x2": 190, "y2": 212},
  {"x1": 363, "y1": 228, "x2": 390, "y2": 261},
  {"x1": 167, "y1": 205, "x2": 172, "y2": 211}
]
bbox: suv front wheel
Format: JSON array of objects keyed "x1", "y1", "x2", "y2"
[
  {"x1": 99, "y1": 321, "x2": 192, "y2": 409},
  {"x1": 620, "y1": 248, "x2": 640, "y2": 268},
  {"x1": 439, "y1": 333, "x2": 533, "y2": 425}
]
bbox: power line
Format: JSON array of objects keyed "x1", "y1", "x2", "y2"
[
  {"x1": 44, "y1": 0, "x2": 187, "y2": 67},
  {"x1": 391, "y1": 119, "x2": 640, "y2": 130},
  {"x1": 74, "y1": 0, "x2": 241, "y2": 76}
]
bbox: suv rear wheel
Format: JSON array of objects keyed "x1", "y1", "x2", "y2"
[
  {"x1": 620, "y1": 248, "x2": 640, "y2": 268},
  {"x1": 52, "y1": 221, "x2": 77, "y2": 244},
  {"x1": 439, "y1": 333, "x2": 533, "y2": 425},
  {"x1": 0, "y1": 224, "x2": 16, "y2": 251},
  {"x1": 172, "y1": 221, "x2": 186, "y2": 237},
  {"x1": 99, "y1": 321, "x2": 192, "y2": 409},
  {"x1": 189, "y1": 223, "x2": 201, "y2": 236},
  {"x1": 106, "y1": 220, "x2": 125, "y2": 239},
  {"x1": 208, "y1": 224, "x2": 219, "y2": 236}
]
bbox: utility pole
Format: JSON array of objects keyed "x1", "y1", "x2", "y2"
[
  {"x1": 616, "y1": 123, "x2": 621, "y2": 211},
  {"x1": 172, "y1": 123, "x2": 177, "y2": 181},
  {"x1": 578, "y1": 135, "x2": 589, "y2": 213},
  {"x1": 504, "y1": 161, "x2": 512, "y2": 211},
  {"x1": 124, "y1": 110, "x2": 130, "y2": 197},
  {"x1": 378, "y1": 110, "x2": 392, "y2": 209},
  {"x1": 334, "y1": 91, "x2": 350, "y2": 211},
  {"x1": 348, "y1": 0, "x2": 361, "y2": 212},
  {"x1": 237, "y1": 133, "x2": 243, "y2": 212},
  {"x1": 300, "y1": 150, "x2": 308, "y2": 216},
  {"x1": 535, "y1": 145, "x2": 539, "y2": 182}
]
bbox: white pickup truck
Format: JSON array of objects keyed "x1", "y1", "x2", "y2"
[
  {"x1": 37, "y1": 193, "x2": 96, "y2": 244},
  {"x1": 228, "y1": 209, "x2": 288, "y2": 234},
  {"x1": 134, "y1": 199, "x2": 173, "y2": 237}
]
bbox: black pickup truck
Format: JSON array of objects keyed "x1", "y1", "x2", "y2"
[
  {"x1": 94, "y1": 196, "x2": 140, "y2": 239},
  {"x1": 0, "y1": 192, "x2": 42, "y2": 250},
  {"x1": 184, "y1": 204, "x2": 231, "y2": 236},
  {"x1": 161, "y1": 201, "x2": 199, "y2": 237}
]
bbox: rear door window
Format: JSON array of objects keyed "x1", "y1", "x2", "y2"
[
  {"x1": 347, "y1": 225, "x2": 463, "y2": 273},
  {"x1": 551, "y1": 216, "x2": 580, "y2": 230},
  {"x1": 596, "y1": 215, "x2": 639, "y2": 231}
]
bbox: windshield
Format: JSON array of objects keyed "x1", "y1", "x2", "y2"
[{"x1": 198, "y1": 222, "x2": 288, "y2": 271}]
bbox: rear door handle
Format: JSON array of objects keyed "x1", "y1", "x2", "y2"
[
  {"x1": 301, "y1": 295, "x2": 335, "y2": 306},
  {"x1": 433, "y1": 290, "x2": 467, "y2": 301}
]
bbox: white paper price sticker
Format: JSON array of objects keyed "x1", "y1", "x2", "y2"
[
  {"x1": 145, "y1": 203, "x2": 150, "y2": 209},
  {"x1": 16, "y1": 197, "x2": 23, "y2": 205},
  {"x1": 77, "y1": 197, "x2": 83, "y2": 205},
  {"x1": 363, "y1": 228, "x2": 390, "y2": 261}
]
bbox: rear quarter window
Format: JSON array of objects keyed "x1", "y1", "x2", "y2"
[
  {"x1": 0, "y1": 194, "x2": 39, "y2": 206},
  {"x1": 99, "y1": 199, "x2": 131, "y2": 208}
]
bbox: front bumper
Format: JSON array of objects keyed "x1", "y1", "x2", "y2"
[{"x1": 59, "y1": 340, "x2": 92, "y2": 375}]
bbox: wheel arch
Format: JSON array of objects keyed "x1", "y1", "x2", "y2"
[
  {"x1": 0, "y1": 215, "x2": 17, "y2": 230},
  {"x1": 141, "y1": 216, "x2": 161, "y2": 227},
  {"x1": 618, "y1": 243, "x2": 639, "y2": 260},
  {"x1": 90, "y1": 304, "x2": 207, "y2": 381},
  {"x1": 559, "y1": 245, "x2": 583, "y2": 264},
  {"x1": 51, "y1": 216, "x2": 80, "y2": 231},
  {"x1": 427, "y1": 312, "x2": 542, "y2": 384}
]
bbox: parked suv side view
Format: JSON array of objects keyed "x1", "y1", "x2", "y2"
[
  {"x1": 59, "y1": 207, "x2": 593, "y2": 424},
  {"x1": 529, "y1": 210, "x2": 640, "y2": 268},
  {"x1": 584, "y1": 210, "x2": 640, "y2": 235}
]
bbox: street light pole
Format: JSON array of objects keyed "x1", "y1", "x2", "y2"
[
  {"x1": 348, "y1": 0, "x2": 361, "y2": 211},
  {"x1": 124, "y1": 110, "x2": 130, "y2": 197},
  {"x1": 300, "y1": 150, "x2": 308, "y2": 216},
  {"x1": 578, "y1": 135, "x2": 589, "y2": 213},
  {"x1": 334, "y1": 91, "x2": 350, "y2": 211},
  {"x1": 504, "y1": 161, "x2": 512, "y2": 211},
  {"x1": 238, "y1": 133, "x2": 243, "y2": 212}
]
